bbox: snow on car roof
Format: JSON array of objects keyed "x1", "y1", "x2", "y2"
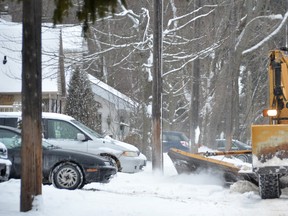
[
  {"x1": 42, "y1": 112, "x2": 75, "y2": 120},
  {"x1": 0, "y1": 111, "x2": 75, "y2": 121}
]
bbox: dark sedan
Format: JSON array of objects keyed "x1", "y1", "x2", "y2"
[
  {"x1": 215, "y1": 139, "x2": 252, "y2": 163},
  {"x1": 0, "y1": 126, "x2": 116, "y2": 190},
  {"x1": 162, "y1": 131, "x2": 190, "y2": 153}
]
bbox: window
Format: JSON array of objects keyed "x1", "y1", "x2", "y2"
[
  {"x1": 46, "y1": 119, "x2": 82, "y2": 140},
  {"x1": 217, "y1": 140, "x2": 226, "y2": 150},
  {"x1": 0, "y1": 118, "x2": 19, "y2": 128}
]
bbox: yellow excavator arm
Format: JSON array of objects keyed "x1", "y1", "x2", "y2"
[
  {"x1": 252, "y1": 48, "x2": 288, "y2": 199},
  {"x1": 267, "y1": 48, "x2": 288, "y2": 124}
]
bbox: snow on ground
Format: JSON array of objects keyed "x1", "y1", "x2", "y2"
[{"x1": 1, "y1": 154, "x2": 288, "y2": 216}]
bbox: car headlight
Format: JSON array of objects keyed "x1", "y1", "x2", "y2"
[
  {"x1": 0, "y1": 148, "x2": 8, "y2": 159},
  {"x1": 122, "y1": 151, "x2": 139, "y2": 157}
]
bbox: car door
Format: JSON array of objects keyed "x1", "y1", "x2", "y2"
[{"x1": 42, "y1": 119, "x2": 89, "y2": 152}]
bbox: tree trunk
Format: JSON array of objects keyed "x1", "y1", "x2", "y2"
[{"x1": 21, "y1": 0, "x2": 42, "y2": 212}]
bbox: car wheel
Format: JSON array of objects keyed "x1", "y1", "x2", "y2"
[
  {"x1": 51, "y1": 162, "x2": 84, "y2": 190},
  {"x1": 101, "y1": 154, "x2": 121, "y2": 172},
  {"x1": 235, "y1": 154, "x2": 249, "y2": 163}
]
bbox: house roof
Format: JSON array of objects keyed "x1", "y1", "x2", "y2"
[
  {"x1": 0, "y1": 19, "x2": 83, "y2": 94},
  {"x1": 0, "y1": 20, "x2": 59, "y2": 93},
  {"x1": 0, "y1": 19, "x2": 137, "y2": 110},
  {"x1": 89, "y1": 74, "x2": 138, "y2": 110}
]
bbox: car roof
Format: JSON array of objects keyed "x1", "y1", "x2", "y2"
[
  {"x1": 0, "y1": 112, "x2": 75, "y2": 121},
  {"x1": 163, "y1": 131, "x2": 185, "y2": 134},
  {"x1": 0, "y1": 125, "x2": 21, "y2": 133}
]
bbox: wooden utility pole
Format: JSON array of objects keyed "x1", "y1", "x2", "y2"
[
  {"x1": 21, "y1": 0, "x2": 43, "y2": 212},
  {"x1": 189, "y1": 0, "x2": 200, "y2": 153},
  {"x1": 152, "y1": 0, "x2": 163, "y2": 171}
]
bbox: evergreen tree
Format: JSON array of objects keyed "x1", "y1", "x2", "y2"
[{"x1": 65, "y1": 67, "x2": 101, "y2": 132}]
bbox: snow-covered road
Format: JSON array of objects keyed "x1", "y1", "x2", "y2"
[{"x1": 1, "y1": 154, "x2": 288, "y2": 216}]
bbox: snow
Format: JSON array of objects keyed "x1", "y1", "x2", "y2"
[
  {"x1": 89, "y1": 74, "x2": 138, "y2": 109},
  {"x1": 0, "y1": 20, "x2": 84, "y2": 93},
  {"x1": 0, "y1": 158, "x2": 10, "y2": 165},
  {"x1": 1, "y1": 153, "x2": 288, "y2": 216},
  {"x1": 0, "y1": 20, "x2": 60, "y2": 93},
  {"x1": 253, "y1": 154, "x2": 288, "y2": 167}
]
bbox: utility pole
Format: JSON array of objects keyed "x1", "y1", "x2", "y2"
[
  {"x1": 152, "y1": 0, "x2": 163, "y2": 171},
  {"x1": 21, "y1": 0, "x2": 42, "y2": 212}
]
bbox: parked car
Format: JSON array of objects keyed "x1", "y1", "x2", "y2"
[
  {"x1": 0, "y1": 126, "x2": 117, "y2": 189},
  {"x1": 0, "y1": 112, "x2": 147, "y2": 173},
  {"x1": 162, "y1": 131, "x2": 190, "y2": 153},
  {"x1": 0, "y1": 141, "x2": 11, "y2": 182},
  {"x1": 215, "y1": 139, "x2": 252, "y2": 163}
]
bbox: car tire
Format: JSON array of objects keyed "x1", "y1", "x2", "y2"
[
  {"x1": 235, "y1": 154, "x2": 249, "y2": 163},
  {"x1": 51, "y1": 162, "x2": 84, "y2": 190},
  {"x1": 100, "y1": 154, "x2": 121, "y2": 172},
  {"x1": 259, "y1": 174, "x2": 281, "y2": 199}
]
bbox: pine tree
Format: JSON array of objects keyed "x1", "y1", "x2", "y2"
[{"x1": 65, "y1": 67, "x2": 101, "y2": 132}]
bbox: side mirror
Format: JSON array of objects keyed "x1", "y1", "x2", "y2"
[{"x1": 77, "y1": 133, "x2": 86, "y2": 141}]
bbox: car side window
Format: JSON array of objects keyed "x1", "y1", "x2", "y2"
[
  {"x1": 0, "y1": 118, "x2": 19, "y2": 128},
  {"x1": 167, "y1": 134, "x2": 180, "y2": 142},
  {"x1": 46, "y1": 119, "x2": 82, "y2": 140},
  {"x1": 217, "y1": 140, "x2": 225, "y2": 150}
]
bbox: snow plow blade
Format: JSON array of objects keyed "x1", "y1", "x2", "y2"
[
  {"x1": 168, "y1": 148, "x2": 258, "y2": 185},
  {"x1": 252, "y1": 124, "x2": 288, "y2": 174}
]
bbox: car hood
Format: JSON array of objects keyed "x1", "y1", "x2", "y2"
[
  {"x1": 48, "y1": 148, "x2": 108, "y2": 162},
  {"x1": 103, "y1": 136, "x2": 139, "y2": 152}
]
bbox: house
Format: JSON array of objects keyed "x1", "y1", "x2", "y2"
[
  {"x1": 0, "y1": 19, "x2": 136, "y2": 139},
  {"x1": 0, "y1": 19, "x2": 63, "y2": 112},
  {"x1": 89, "y1": 74, "x2": 138, "y2": 140}
]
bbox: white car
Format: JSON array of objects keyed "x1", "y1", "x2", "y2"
[
  {"x1": 0, "y1": 142, "x2": 11, "y2": 181},
  {"x1": 0, "y1": 112, "x2": 146, "y2": 173}
]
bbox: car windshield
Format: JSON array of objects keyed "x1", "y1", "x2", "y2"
[
  {"x1": 178, "y1": 133, "x2": 189, "y2": 141},
  {"x1": 164, "y1": 132, "x2": 189, "y2": 142},
  {"x1": 234, "y1": 140, "x2": 251, "y2": 149},
  {"x1": 71, "y1": 120, "x2": 104, "y2": 138}
]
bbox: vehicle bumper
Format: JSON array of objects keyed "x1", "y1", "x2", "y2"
[
  {"x1": 0, "y1": 159, "x2": 11, "y2": 182},
  {"x1": 84, "y1": 166, "x2": 116, "y2": 184},
  {"x1": 119, "y1": 153, "x2": 147, "y2": 173}
]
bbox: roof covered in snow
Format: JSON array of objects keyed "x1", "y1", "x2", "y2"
[
  {"x1": 89, "y1": 74, "x2": 138, "y2": 110},
  {"x1": 0, "y1": 19, "x2": 83, "y2": 93},
  {"x1": 0, "y1": 19, "x2": 136, "y2": 110}
]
